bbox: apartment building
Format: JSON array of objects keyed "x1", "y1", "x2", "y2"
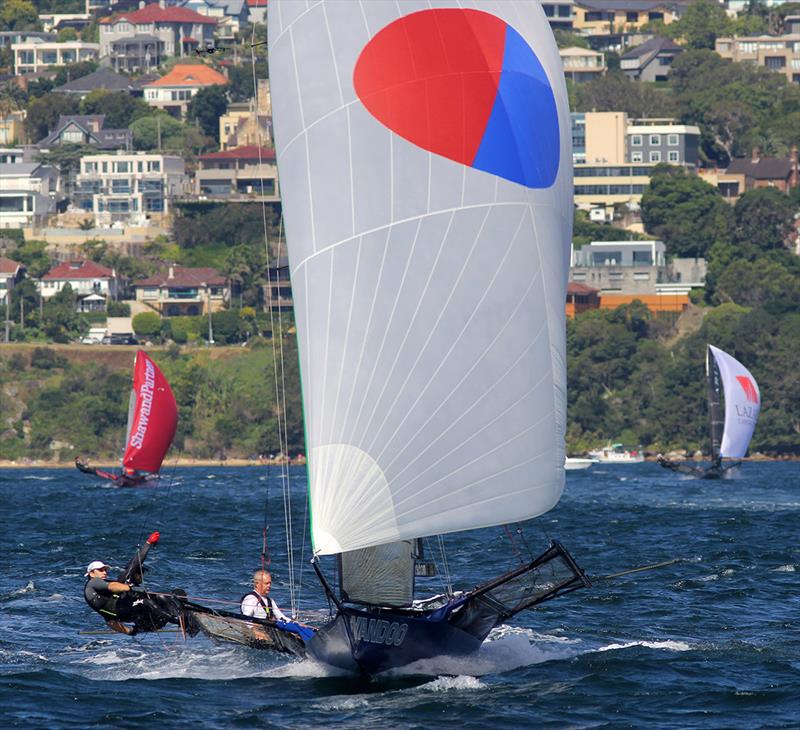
[
  {"x1": 12, "y1": 40, "x2": 100, "y2": 74},
  {"x1": 143, "y1": 64, "x2": 228, "y2": 117},
  {"x1": 716, "y1": 27, "x2": 800, "y2": 83},
  {"x1": 560, "y1": 46, "x2": 607, "y2": 81},
  {"x1": 572, "y1": 111, "x2": 699, "y2": 215},
  {"x1": 74, "y1": 152, "x2": 187, "y2": 226}
]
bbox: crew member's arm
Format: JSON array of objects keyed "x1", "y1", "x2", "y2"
[
  {"x1": 240, "y1": 594, "x2": 258, "y2": 616},
  {"x1": 105, "y1": 619, "x2": 135, "y2": 635},
  {"x1": 270, "y1": 599, "x2": 290, "y2": 622},
  {"x1": 108, "y1": 581, "x2": 132, "y2": 592}
]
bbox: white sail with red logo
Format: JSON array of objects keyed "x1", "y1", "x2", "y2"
[
  {"x1": 121, "y1": 350, "x2": 178, "y2": 475},
  {"x1": 708, "y1": 345, "x2": 760, "y2": 459}
]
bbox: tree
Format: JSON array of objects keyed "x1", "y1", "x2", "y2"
[
  {"x1": 0, "y1": 0, "x2": 40, "y2": 31},
  {"x1": 714, "y1": 256, "x2": 800, "y2": 314},
  {"x1": 57, "y1": 27, "x2": 78, "y2": 42},
  {"x1": 53, "y1": 60, "x2": 98, "y2": 88},
  {"x1": 671, "y1": 0, "x2": 731, "y2": 49},
  {"x1": 12, "y1": 239, "x2": 51, "y2": 278},
  {"x1": 640, "y1": 166, "x2": 733, "y2": 257},
  {"x1": 41, "y1": 284, "x2": 84, "y2": 343},
  {"x1": 187, "y1": 85, "x2": 228, "y2": 142},
  {"x1": 36, "y1": 143, "x2": 94, "y2": 197},
  {"x1": 573, "y1": 72, "x2": 675, "y2": 118},
  {"x1": 732, "y1": 188, "x2": 797, "y2": 251},
  {"x1": 80, "y1": 90, "x2": 149, "y2": 129},
  {"x1": 133, "y1": 311, "x2": 162, "y2": 338},
  {"x1": 25, "y1": 94, "x2": 80, "y2": 143}
]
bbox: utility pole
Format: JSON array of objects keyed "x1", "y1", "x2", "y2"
[
  {"x1": 19, "y1": 296, "x2": 23, "y2": 331},
  {"x1": 207, "y1": 287, "x2": 214, "y2": 345},
  {"x1": 4, "y1": 278, "x2": 10, "y2": 343}
]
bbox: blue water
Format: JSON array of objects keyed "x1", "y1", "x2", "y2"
[{"x1": 1, "y1": 463, "x2": 798, "y2": 728}]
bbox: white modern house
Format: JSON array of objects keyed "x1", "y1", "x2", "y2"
[
  {"x1": 12, "y1": 39, "x2": 100, "y2": 74},
  {"x1": 0, "y1": 162, "x2": 60, "y2": 229},
  {"x1": 74, "y1": 151, "x2": 187, "y2": 226}
]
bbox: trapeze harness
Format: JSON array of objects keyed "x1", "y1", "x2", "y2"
[
  {"x1": 241, "y1": 591, "x2": 276, "y2": 621},
  {"x1": 84, "y1": 578, "x2": 131, "y2": 620}
]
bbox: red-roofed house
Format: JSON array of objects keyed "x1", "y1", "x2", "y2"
[
  {"x1": 99, "y1": 3, "x2": 216, "y2": 72},
  {"x1": 143, "y1": 63, "x2": 228, "y2": 117},
  {"x1": 39, "y1": 260, "x2": 120, "y2": 311},
  {"x1": 0, "y1": 256, "x2": 26, "y2": 306},
  {"x1": 133, "y1": 265, "x2": 229, "y2": 316},
  {"x1": 196, "y1": 145, "x2": 278, "y2": 200}
]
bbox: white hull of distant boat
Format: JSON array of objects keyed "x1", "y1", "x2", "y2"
[
  {"x1": 564, "y1": 458, "x2": 597, "y2": 470},
  {"x1": 588, "y1": 446, "x2": 645, "y2": 464}
]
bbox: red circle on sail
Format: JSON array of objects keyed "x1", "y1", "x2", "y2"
[{"x1": 353, "y1": 8, "x2": 506, "y2": 168}]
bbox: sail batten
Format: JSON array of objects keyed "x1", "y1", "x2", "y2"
[{"x1": 271, "y1": 0, "x2": 572, "y2": 555}]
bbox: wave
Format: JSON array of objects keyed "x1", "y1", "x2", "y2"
[{"x1": 594, "y1": 639, "x2": 693, "y2": 653}]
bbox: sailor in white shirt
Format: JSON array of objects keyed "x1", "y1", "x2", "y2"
[{"x1": 240, "y1": 569, "x2": 289, "y2": 622}]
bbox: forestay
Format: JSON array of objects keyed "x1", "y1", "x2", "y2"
[
  {"x1": 708, "y1": 345, "x2": 760, "y2": 459},
  {"x1": 269, "y1": 1, "x2": 573, "y2": 555}
]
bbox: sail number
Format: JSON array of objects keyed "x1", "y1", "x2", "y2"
[{"x1": 352, "y1": 617, "x2": 408, "y2": 647}]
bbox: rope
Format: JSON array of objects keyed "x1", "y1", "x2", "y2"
[{"x1": 594, "y1": 558, "x2": 683, "y2": 581}]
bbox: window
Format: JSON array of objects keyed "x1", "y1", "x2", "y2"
[
  {"x1": 632, "y1": 251, "x2": 652, "y2": 265},
  {"x1": 633, "y1": 272, "x2": 650, "y2": 281},
  {"x1": 649, "y1": 134, "x2": 661, "y2": 146},
  {"x1": 649, "y1": 151, "x2": 661, "y2": 163},
  {"x1": 668, "y1": 150, "x2": 679, "y2": 163},
  {"x1": 572, "y1": 272, "x2": 586, "y2": 280},
  {"x1": 667, "y1": 134, "x2": 679, "y2": 146},
  {"x1": 631, "y1": 134, "x2": 643, "y2": 146},
  {"x1": 631, "y1": 151, "x2": 643, "y2": 163},
  {"x1": 626, "y1": 11, "x2": 638, "y2": 21},
  {"x1": 765, "y1": 56, "x2": 786, "y2": 70},
  {"x1": 115, "y1": 161, "x2": 130, "y2": 173},
  {"x1": 142, "y1": 286, "x2": 158, "y2": 299}
]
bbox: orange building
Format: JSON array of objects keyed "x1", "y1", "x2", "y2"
[{"x1": 566, "y1": 282, "x2": 601, "y2": 318}]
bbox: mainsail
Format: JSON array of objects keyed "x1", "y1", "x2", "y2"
[
  {"x1": 122, "y1": 350, "x2": 178, "y2": 474},
  {"x1": 707, "y1": 345, "x2": 760, "y2": 459},
  {"x1": 270, "y1": 1, "x2": 572, "y2": 556}
]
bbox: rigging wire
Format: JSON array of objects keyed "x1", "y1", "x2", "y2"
[{"x1": 249, "y1": 28, "x2": 297, "y2": 618}]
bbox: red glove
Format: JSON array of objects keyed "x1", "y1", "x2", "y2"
[{"x1": 146, "y1": 531, "x2": 160, "y2": 545}]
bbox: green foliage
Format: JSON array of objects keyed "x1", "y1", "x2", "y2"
[
  {"x1": 573, "y1": 209, "x2": 648, "y2": 249},
  {"x1": 187, "y1": 85, "x2": 228, "y2": 142},
  {"x1": 132, "y1": 311, "x2": 162, "y2": 337},
  {"x1": 30, "y1": 347, "x2": 67, "y2": 370},
  {"x1": 25, "y1": 94, "x2": 81, "y2": 143},
  {"x1": 81, "y1": 19, "x2": 99, "y2": 43},
  {"x1": 671, "y1": 0, "x2": 731, "y2": 49},
  {"x1": 57, "y1": 27, "x2": 78, "y2": 42},
  {"x1": 165, "y1": 316, "x2": 203, "y2": 344},
  {"x1": 572, "y1": 72, "x2": 675, "y2": 118},
  {"x1": 106, "y1": 301, "x2": 130, "y2": 317},
  {"x1": 731, "y1": 188, "x2": 797, "y2": 251},
  {"x1": 130, "y1": 114, "x2": 210, "y2": 156},
  {"x1": 226, "y1": 62, "x2": 268, "y2": 102},
  {"x1": 12, "y1": 239, "x2": 51, "y2": 278},
  {"x1": 53, "y1": 60, "x2": 98, "y2": 88},
  {"x1": 0, "y1": 0, "x2": 40, "y2": 32},
  {"x1": 80, "y1": 90, "x2": 150, "y2": 129},
  {"x1": 553, "y1": 30, "x2": 589, "y2": 49},
  {"x1": 640, "y1": 166, "x2": 732, "y2": 257},
  {"x1": 41, "y1": 285, "x2": 84, "y2": 343}
]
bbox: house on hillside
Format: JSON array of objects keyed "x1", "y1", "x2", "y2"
[
  {"x1": 37, "y1": 115, "x2": 132, "y2": 151},
  {"x1": 0, "y1": 162, "x2": 60, "y2": 229},
  {"x1": 195, "y1": 146, "x2": 278, "y2": 200},
  {"x1": 99, "y1": 3, "x2": 216, "y2": 72},
  {"x1": 0, "y1": 256, "x2": 26, "y2": 306},
  {"x1": 620, "y1": 36, "x2": 683, "y2": 81},
  {"x1": 142, "y1": 64, "x2": 228, "y2": 118},
  {"x1": 133, "y1": 265, "x2": 229, "y2": 316},
  {"x1": 38, "y1": 259, "x2": 120, "y2": 311},
  {"x1": 699, "y1": 148, "x2": 800, "y2": 201}
]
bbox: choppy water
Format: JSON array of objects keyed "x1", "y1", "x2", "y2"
[{"x1": 1, "y1": 463, "x2": 798, "y2": 728}]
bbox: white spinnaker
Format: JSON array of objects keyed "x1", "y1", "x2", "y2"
[
  {"x1": 269, "y1": 0, "x2": 573, "y2": 555},
  {"x1": 708, "y1": 345, "x2": 760, "y2": 458}
]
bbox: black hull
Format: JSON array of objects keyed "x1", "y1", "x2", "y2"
[
  {"x1": 307, "y1": 598, "x2": 498, "y2": 675},
  {"x1": 657, "y1": 456, "x2": 741, "y2": 479},
  {"x1": 309, "y1": 541, "x2": 589, "y2": 676}
]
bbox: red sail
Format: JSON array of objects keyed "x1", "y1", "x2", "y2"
[{"x1": 122, "y1": 351, "x2": 178, "y2": 475}]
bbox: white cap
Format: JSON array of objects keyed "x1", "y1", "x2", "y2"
[{"x1": 85, "y1": 560, "x2": 110, "y2": 576}]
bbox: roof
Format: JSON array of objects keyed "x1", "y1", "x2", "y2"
[
  {"x1": 55, "y1": 67, "x2": 133, "y2": 93},
  {"x1": 622, "y1": 35, "x2": 682, "y2": 60},
  {"x1": 198, "y1": 145, "x2": 276, "y2": 161},
  {"x1": 145, "y1": 64, "x2": 228, "y2": 88},
  {"x1": 726, "y1": 156, "x2": 793, "y2": 180},
  {"x1": 567, "y1": 281, "x2": 600, "y2": 295},
  {"x1": 0, "y1": 162, "x2": 43, "y2": 176},
  {"x1": 42, "y1": 260, "x2": 115, "y2": 281},
  {"x1": 100, "y1": 4, "x2": 217, "y2": 25},
  {"x1": 0, "y1": 256, "x2": 24, "y2": 275},
  {"x1": 246, "y1": 0, "x2": 268, "y2": 6},
  {"x1": 38, "y1": 115, "x2": 132, "y2": 150},
  {"x1": 560, "y1": 46, "x2": 603, "y2": 57},
  {"x1": 135, "y1": 266, "x2": 227, "y2": 288}
]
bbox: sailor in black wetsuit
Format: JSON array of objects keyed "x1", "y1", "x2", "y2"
[{"x1": 83, "y1": 533, "x2": 185, "y2": 635}]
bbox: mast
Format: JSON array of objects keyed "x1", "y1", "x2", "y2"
[{"x1": 705, "y1": 345, "x2": 724, "y2": 461}]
